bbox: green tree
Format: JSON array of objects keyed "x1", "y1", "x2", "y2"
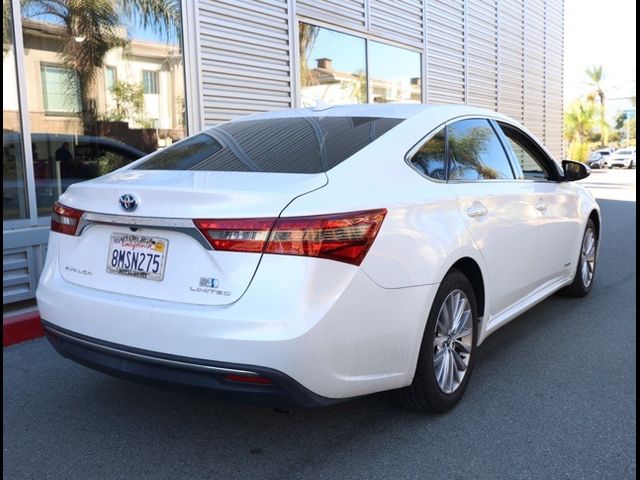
[
  {"x1": 104, "y1": 80, "x2": 145, "y2": 122},
  {"x1": 585, "y1": 65, "x2": 609, "y2": 147},
  {"x1": 564, "y1": 100, "x2": 597, "y2": 162}
]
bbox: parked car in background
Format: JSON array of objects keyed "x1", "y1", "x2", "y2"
[
  {"x1": 608, "y1": 148, "x2": 636, "y2": 169},
  {"x1": 587, "y1": 151, "x2": 608, "y2": 169},
  {"x1": 3, "y1": 132, "x2": 145, "y2": 218},
  {"x1": 37, "y1": 104, "x2": 600, "y2": 413}
]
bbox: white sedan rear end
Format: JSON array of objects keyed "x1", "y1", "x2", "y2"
[{"x1": 37, "y1": 104, "x2": 601, "y2": 412}]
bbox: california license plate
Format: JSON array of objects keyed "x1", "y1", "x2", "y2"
[{"x1": 106, "y1": 233, "x2": 168, "y2": 281}]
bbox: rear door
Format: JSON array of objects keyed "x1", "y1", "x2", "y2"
[
  {"x1": 445, "y1": 118, "x2": 539, "y2": 318},
  {"x1": 496, "y1": 122, "x2": 581, "y2": 286}
]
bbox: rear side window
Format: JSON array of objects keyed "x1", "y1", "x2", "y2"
[
  {"x1": 134, "y1": 117, "x2": 404, "y2": 173},
  {"x1": 410, "y1": 129, "x2": 446, "y2": 180},
  {"x1": 447, "y1": 119, "x2": 515, "y2": 180}
]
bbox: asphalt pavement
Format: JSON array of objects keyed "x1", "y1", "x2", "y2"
[{"x1": 3, "y1": 169, "x2": 636, "y2": 480}]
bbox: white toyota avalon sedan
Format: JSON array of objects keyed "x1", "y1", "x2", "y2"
[{"x1": 37, "y1": 104, "x2": 600, "y2": 413}]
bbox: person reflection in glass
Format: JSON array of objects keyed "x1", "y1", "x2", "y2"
[{"x1": 56, "y1": 142, "x2": 75, "y2": 179}]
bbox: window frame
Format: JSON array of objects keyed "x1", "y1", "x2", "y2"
[
  {"x1": 406, "y1": 115, "x2": 519, "y2": 183},
  {"x1": 445, "y1": 118, "x2": 517, "y2": 182},
  {"x1": 296, "y1": 21, "x2": 424, "y2": 106},
  {"x1": 494, "y1": 121, "x2": 564, "y2": 182},
  {"x1": 105, "y1": 65, "x2": 117, "y2": 94},
  {"x1": 40, "y1": 62, "x2": 81, "y2": 117},
  {"x1": 142, "y1": 70, "x2": 159, "y2": 94},
  {"x1": 406, "y1": 115, "x2": 565, "y2": 184}
]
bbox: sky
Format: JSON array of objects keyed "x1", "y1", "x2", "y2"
[{"x1": 564, "y1": 0, "x2": 636, "y2": 119}]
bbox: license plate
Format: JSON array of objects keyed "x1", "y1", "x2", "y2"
[{"x1": 106, "y1": 233, "x2": 168, "y2": 281}]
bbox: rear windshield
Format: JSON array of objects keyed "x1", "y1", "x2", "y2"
[{"x1": 134, "y1": 116, "x2": 404, "y2": 173}]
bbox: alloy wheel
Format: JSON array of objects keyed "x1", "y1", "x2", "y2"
[
  {"x1": 432, "y1": 290, "x2": 473, "y2": 394},
  {"x1": 581, "y1": 227, "x2": 597, "y2": 288}
]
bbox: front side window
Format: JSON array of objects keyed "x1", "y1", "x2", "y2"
[
  {"x1": 410, "y1": 129, "x2": 446, "y2": 180},
  {"x1": 447, "y1": 119, "x2": 515, "y2": 181},
  {"x1": 497, "y1": 122, "x2": 552, "y2": 180},
  {"x1": 136, "y1": 117, "x2": 404, "y2": 173}
]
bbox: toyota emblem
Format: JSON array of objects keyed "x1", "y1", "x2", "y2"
[{"x1": 119, "y1": 193, "x2": 138, "y2": 212}]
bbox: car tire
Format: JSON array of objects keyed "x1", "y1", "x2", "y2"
[
  {"x1": 394, "y1": 269, "x2": 478, "y2": 413},
  {"x1": 559, "y1": 219, "x2": 598, "y2": 298}
]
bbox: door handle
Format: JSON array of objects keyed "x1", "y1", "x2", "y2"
[{"x1": 466, "y1": 204, "x2": 488, "y2": 218}]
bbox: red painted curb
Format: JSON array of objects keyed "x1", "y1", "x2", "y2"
[{"x1": 3, "y1": 311, "x2": 43, "y2": 346}]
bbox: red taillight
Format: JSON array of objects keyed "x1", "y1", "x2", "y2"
[
  {"x1": 266, "y1": 209, "x2": 387, "y2": 266},
  {"x1": 194, "y1": 218, "x2": 276, "y2": 253},
  {"x1": 51, "y1": 201, "x2": 84, "y2": 236},
  {"x1": 194, "y1": 208, "x2": 387, "y2": 266}
]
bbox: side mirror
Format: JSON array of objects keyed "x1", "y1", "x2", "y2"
[{"x1": 562, "y1": 160, "x2": 591, "y2": 181}]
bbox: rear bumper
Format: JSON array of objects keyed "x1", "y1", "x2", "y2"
[
  {"x1": 37, "y1": 234, "x2": 437, "y2": 399},
  {"x1": 43, "y1": 320, "x2": 337, "y2": 407}
]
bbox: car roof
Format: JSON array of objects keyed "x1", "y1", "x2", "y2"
[{"x1": 230, "y1": 103, "x2": 513, "y2": 122}]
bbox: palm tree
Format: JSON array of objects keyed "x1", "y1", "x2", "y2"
[
  {"x1": 564, "y1": 100, "x2": 596, "y2": 162},
  {"x1": 564, "y1": 101, "x2": 596, "y2": 142},
  {"x1": 120, "y1": 0, "x2": 181, "y2": 40},
  {"x1": 585, "y1": 65, "x2": 608, "y2": 147},
  {"x1": 299, "y1": 23, "x2": 319, "y2": 88}
]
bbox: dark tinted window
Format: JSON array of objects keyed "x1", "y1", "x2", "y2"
[
  {"x1": 500, "y1": 131, "x2": 549, "y2": 180},
  {"x1": 497, "y1": 122, "x2": 555, "y2": 180},
  {"x1": 410, "y1": 129, "x2": 446, "y2": 180},
  {"x1": 134, "y1": 117, "x2": 404, "y2": 173},
  {"x1": 447, "y1": 119, "x2": 515, "y2": 180}
]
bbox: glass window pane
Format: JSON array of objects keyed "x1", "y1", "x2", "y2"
[
  {"x1": 135, "y1": 117, "x2": 404, "y2": 173},
  {"x1": 498, "y1": 124, "x2": 550, "y2": 180},
  {"x1": 41, "y1": 65, "x2": 81, "y2": 114},
  {"x1": 3, "y1": 0, "x2": 29, "y2": 220},
  {"x1": 21, "y1": 2, "x2": 187, "y2": 216},
  {"x1": 411, "y1": 129, "x2": 447, "y2": 180},
  {"x1": 105, "y1": 66, "x2": 117, "y2": 93},
  {"x1": 299, "y1": 23, "x2": 366, "y2": 107},
  {"x1": 447, "y1": 119, "x2": 515, "y2": 180},
  {"x1": 143, "y1": 70, "x2": 159, "y2": 94},
  {"x1": 368, "y1": 42, "x2": 421, "y2": 103}
]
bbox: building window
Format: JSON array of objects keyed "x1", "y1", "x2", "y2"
[
  {"x1": 298, "y1": 23, "x2": 422, "y2": 107},
  {"x1": 299, "y1": 24, "x2": 366, "y2": 106},
  {"x1": 143, "y1": 70, "x2": 159, "y2": 94},
  {"x1": 3, "y1": 0, "x2": 29, "y2": 221},
  {"x1": 105, "y1": 66, "x2": 117, "y2": 93},
  {"x1": 41, "y1": 64, "x2": 81, "y2": 115},
  {"x1": 20, "y1": 2, "x2": 187, "y2": 216},
  {"x1": 368, "y1": 41, "x2": 421, "y2": 103}
]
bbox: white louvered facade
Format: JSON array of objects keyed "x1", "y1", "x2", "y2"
[
  {"x1": 197, "y1": 0, "x2": 563, "y2": 158},
  {"x1": 3, "y1": 0, "x2": 564, "y2": 306}
]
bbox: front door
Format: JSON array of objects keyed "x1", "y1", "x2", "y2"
[{"x1": 445, "y1": 119, "x2": 539, "y2": 318}]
